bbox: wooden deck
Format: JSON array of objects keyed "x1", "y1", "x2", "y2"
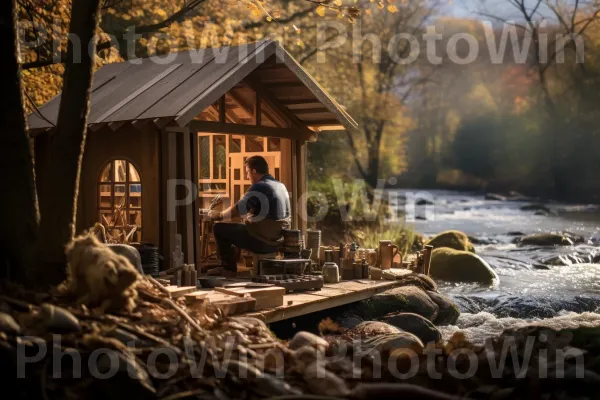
[{"x1": 243, "y1": 279, "x2": 402, "y2": 323}]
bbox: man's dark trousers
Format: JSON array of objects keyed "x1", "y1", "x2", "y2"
[{"x1": 213, "y1": 222, "x2": 279, "y2": 271}]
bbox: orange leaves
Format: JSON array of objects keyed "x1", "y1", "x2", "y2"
[{"x1": 316, "y1": 5, "x2": 326, "y2": 17}]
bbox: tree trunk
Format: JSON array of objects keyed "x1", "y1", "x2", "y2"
[
  {"x1": 0, "y1": 0, "x2": 40, "y2": 283},
  {"x1": 35, "y1": 0, "x2": 102, "y2": 286}
]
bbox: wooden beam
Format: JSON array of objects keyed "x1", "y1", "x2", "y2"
[
  {"x1": 245, "y1": 77, "x2": 314, "y2": 139},
  {"x1": 290, "y1": 108, "x2": 330, "y2": 115},
  {"x1": 153, "y1": 117, "x2": 173, "y2": 129},
  {"x1": 279, "y1": 99, "x2": 320, "y2": 106},
  {"x1": 300, "y1": 119, "x2": 343, "y2": 125},
  {"x1": 264, "y1": 82, "x2": 306, "y2": 89},
  {"x1": 187, "y1": 120, "x2": 312, "y2": 141}
]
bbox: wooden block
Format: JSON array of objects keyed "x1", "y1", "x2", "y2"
[
  {"x1": 209, "y1": 294, "x2": 256, "y2": 315},
  {"x1": 184, "y1": 291, "x2": 209, "y2": 301},
  {"x1": 165, "y1": 286, "x2": 198, "y2": 298},
  {"x1": 222, "y1": 286, "x2": 285, "y2": 309}
]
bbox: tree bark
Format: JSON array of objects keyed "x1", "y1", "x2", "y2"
[
  {"x1": 35, "y1": 0, "x2": 102, "y2": 286},
  {"x1": 0, "y1": 0, "x2": 40, "y2": 282}
]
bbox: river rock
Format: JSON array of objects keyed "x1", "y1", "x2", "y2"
[
  {"x1": 359, "y1": 332, "x2": 424, "y2": 356},
  {"x1": 107, "y1": 244, "x2": 143, "y2": 273},
  {"x1": 351, "y1": 383, "x2": 464, "y2": 399},
  {"x1": 485, "y1": 193, "x2": 507, "y2": 201},
  {"x1": 426, "y1": 290, "x2": 460, "y2": 325},
  {"x1": 348, "y1": 321, "x2": 402, "y2": 337},
  {"x1": 517, "y1": 233, "x2": 575, "y2": 246},
  {"x1": 289, "y1": 331, "x2": 329, "y2": 353},
  {"x1": 429, "y1": 247, "x2": 499, "y2": 285},
  {"x1": 381, "y1": 312, "x2": 441, "y2": 344},
  {"x1": 424, "y1": 230, "x2": 475, "y2": 252},
  {"x1": 354, "y1": 286, "x2": 439, "y2": 321},
  {"x1": 0, "y1": 312, "x2": 21, "y2": 335},
  {"x1": 520, "y1": 204, "x2": 557, "y2": 216}
]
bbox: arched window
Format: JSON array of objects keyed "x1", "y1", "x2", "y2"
[{"x1": 98, "y1": 159, "x2": 142, "y2": 243}]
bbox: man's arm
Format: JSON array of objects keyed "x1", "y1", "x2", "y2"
[{"x1": 208, "y1": 202, "x2": 241, "y2": 221}]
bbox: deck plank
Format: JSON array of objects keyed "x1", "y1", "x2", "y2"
[{"x1": 244, "y1": 279, "x2": 401, "y2": 323}]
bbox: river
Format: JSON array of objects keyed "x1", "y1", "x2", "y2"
[{"x1": 391, "y1": 189, "x2": 600, "y2": 343}]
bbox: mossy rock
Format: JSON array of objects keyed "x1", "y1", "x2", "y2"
[
  {"x1": 354, "y1": 286, "x2": 439, "y2": 321},
  {"x1": 429, "y1": 247, "x2": 499, "y2": 285},
  {"x1": 425, "y1": 230, "x2": 475, "y2": 252},
  {"x1": 381, "y1": 312, "x2": 442, "y2": 344}
]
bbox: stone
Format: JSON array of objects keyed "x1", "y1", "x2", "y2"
[
  {"x1": 38, "y1": 304, "x2": 81, "y2": 334},
  {"x1": 107, "y1": 244, "x2": 143, "y2": 273},
  {"x1": 520, "y1": 204, "x2": 557, "y2": 215},
  {"x1": 0, "y1": 312, "x2": 21, "y2": 335},
  {"x1": 288, "y1": 331, "x2": 329, "y2": 353},
  {"x1": 347, "y1": 321, "x2": 402, "y2": 337},
  {"x1": 517, "y1": 233, "x2": 574, "y2": 246},
  {"x1": 424, "y1": 230, "x2": 475, "y2": 252},
  {"x1": 354, "y1": 286, "x2": 439, "y2": 321},
  {"x1": 429, "y1": 247, "x2": 499, "y2": 285},
  {"x1": 381, "y1": 312, "x2": 441, "y2": 344},
  {"x1": 359, "y1": 332, "x2": 424, "y2": 356},
  {"x1": 351, "y1": 383, "x2": 464, "y2": 399},
  {"x1": 485, "y1": 193, "x2": 507, "y2": 201},
  {"x1": 426, "y1": 291, "x2": 460, "y2": 325}
]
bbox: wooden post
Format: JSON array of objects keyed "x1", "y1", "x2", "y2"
[
  {"x1": 180, "y1": 128, "x2": 195, "y2": 264},
  {"x1": 160, "y1": 130, "x2": 177, "y2": 270},
  {"x1": 424, "y1": 245, "x2": 433, "y2": 276}
]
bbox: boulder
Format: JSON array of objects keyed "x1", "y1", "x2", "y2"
[
  {"x1": 107, "y1": 244, "x2": 143, "y2": 273},
  {"x1": 381, "y1": 312, "x2": 441, "y2": 344},
  {"x1": 517, "y1": 233, "x2": 574, "y2": 246},
  {"x1": 354, "y1": 286, "x2": 439, "y2": 321},
  {"x1": 429, "y1": 247, "x2": 499, "y2": 285},
  {"x1": 426, "y1": 291, "x2": 460, "y2": 325},
  {"x1": 424, "y1": 230, "x2": 475, "y2": 253}
]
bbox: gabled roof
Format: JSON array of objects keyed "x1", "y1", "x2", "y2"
[{"x1": 28, "y1": 40, "x2": 357, "y2": 133}]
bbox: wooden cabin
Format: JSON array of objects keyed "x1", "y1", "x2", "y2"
[{"x1": 28, "y1": 40, "x2": 357, "y2": 270}]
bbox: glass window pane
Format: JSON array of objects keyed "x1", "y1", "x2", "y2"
[
  {"x1": 195, "y1": 101, "x2": 220, "y2": 122},
  {"x1": 230, "y1": 136, "x2": 242, "y2": 153},
  {"x1": 224, "y1": 84, "x2": 255, "y2": 125},
  {"x1": 114, "y1": 160, "x2": 127, "y2": 182},
  {"x1": 100, "y1": 163, "x2": 112, "y2": 182},
  {"x1": 114, "y1": 184, "x2": 126, "y2": 208},
  {"x1": 129, "y1": 163, "x2": 140, "y2": 182},
  {"x1": 213, "y1": 135, "x2": 227, "y2": 179},
  {"x1": 99, "y1": 184, "x2": 112, "y2": 208},
  {"x1": 245, "y1": 136, "x2": 264, "y2": 152},
  {"x1": 199, "y1": 136, "x2": 210, "y2": 179},
  {"x1": 129, "y1": 210, "x2": 142, "y2": 227},
  {"x1": 129, "y1": 184, "x2": 142, "y2": 208}
]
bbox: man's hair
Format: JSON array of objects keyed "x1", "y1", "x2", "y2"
[{"x1": 244, "y1": 155, "x2": 269, "y2": 174}]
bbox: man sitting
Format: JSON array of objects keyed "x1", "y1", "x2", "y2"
[{"x1": 207, "y1": 155, "x2": 291, "y2": 277}]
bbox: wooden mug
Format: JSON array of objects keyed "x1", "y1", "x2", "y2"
[{"x1": 379, "y1": 240, "x2": 399, "y2": 270}]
